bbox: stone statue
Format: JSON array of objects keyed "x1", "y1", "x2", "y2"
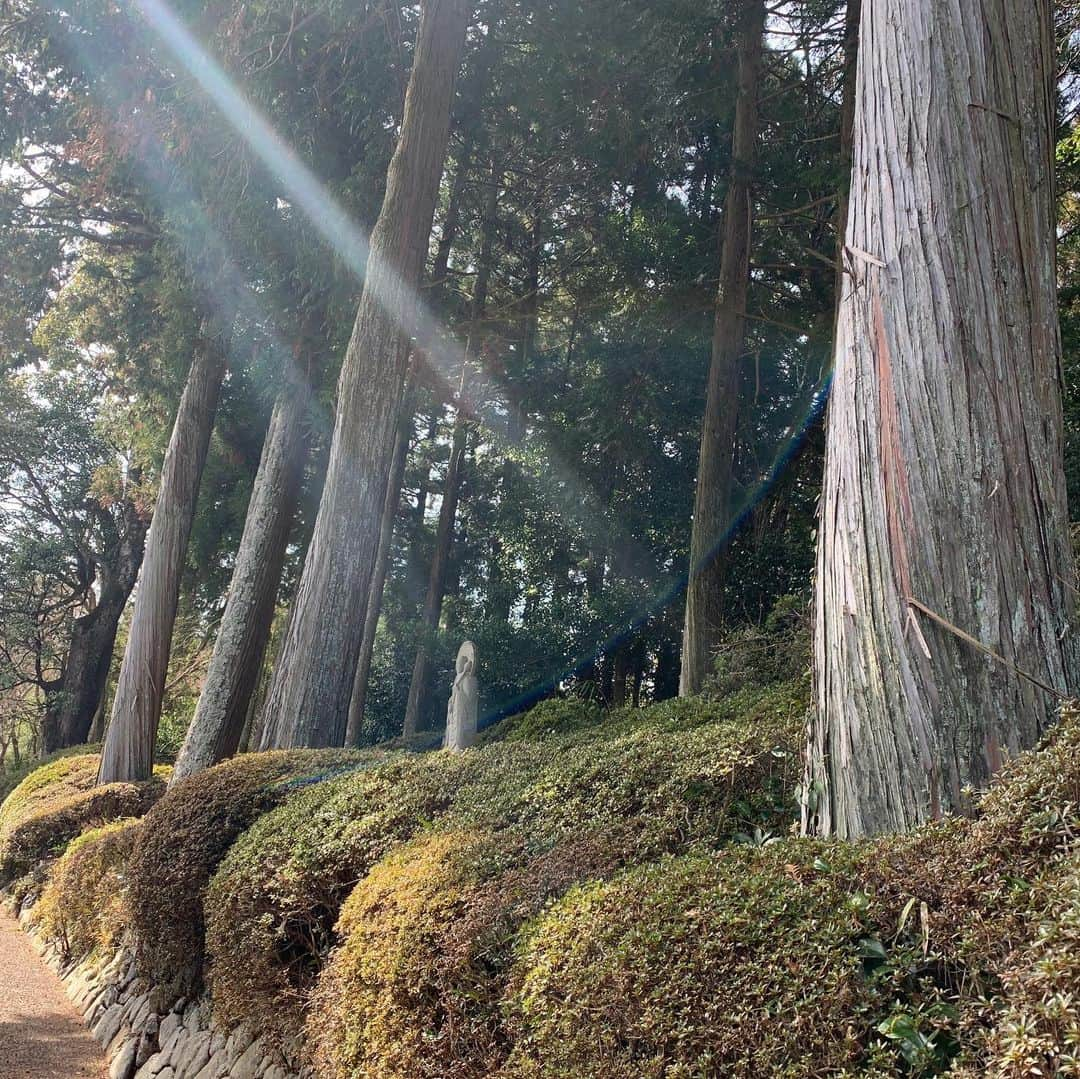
[{"x1": 444, "y1": 640, "x2": 479, "y2": 751}]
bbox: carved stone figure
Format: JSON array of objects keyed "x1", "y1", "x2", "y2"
[{"x1": 444, "y1": 640, "x2": 479, "y2": 751}]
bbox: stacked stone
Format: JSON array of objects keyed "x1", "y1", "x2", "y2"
[{"x1": 19, "y1": 905, "x2": 299, "y2": 1079}]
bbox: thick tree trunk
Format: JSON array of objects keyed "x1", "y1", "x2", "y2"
[
  {"x1": 805, "y1": 0, "x2": 1077, "y2": 839},
  {"x1": 98, "y1": 324, "x2": 229, "y2": 783},
  {"x1": 680, "y1": 0, "x2": 766, "y2": 695},
  {"x1": 42, "y1": 504, "x2": 146, "y2": 752},
  {"x1": 259, "y1": 0, "x2": 470, "y2": 749},
  {"x1": 171, "y1": 352, "x2": 310, "y2": 781},
  {"x1": 345, "y1": 381, "x2": 415, "y2": 746},
  {"x1": 401, "y1": 158, "x2": 498, "y2": 737}
]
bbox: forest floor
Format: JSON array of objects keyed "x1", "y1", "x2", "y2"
[{"x1": 0, "y1": 911, "x2": 108, "y2": 1078}]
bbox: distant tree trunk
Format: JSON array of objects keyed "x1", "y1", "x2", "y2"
[
  {"x1": 171, "y1": 347, "x2": 311, "y2": 781},
  {"x1": 97, "y1": 322, "x2": 230, "y2": 784},
  {"x1": 805, "y1": 0, "x2": 1077, "y2": 839},
  {"x1": 405, "y1": 410, "x2": 442, "y2": 608},
  {"x1": 259, "y1": 0, "x2": 470, "y2": 749},
  {"x1": 42, "y1": 500, "x2": 146, "y2": 752},
  {"x1": 345, "y1": 375, "x2": 416, "y2": 746},
  {"x1": 402, "y1": 157, "x2": 499, "y2": 737},
  {"x1": 680, "y1": 0, "x2": 766, "y2": 695}
]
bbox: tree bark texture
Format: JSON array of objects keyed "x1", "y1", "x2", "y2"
[
  {"x1": 259, "y1": 0, "x2": 470, "y2": 749},
  {"x1": 97, "y1": 326, "x2": 229, "y2": 783},
  {"x1": 171, "y1": 352, "x2": 310, "y2": 781},
  {"x1": 680, "y1": 0, "x2": 766, "y2": 695},
  {"x1": 805, "y1": 0, "x2": 1077, "y2": 838},
  {"x1": 42, "y1": 500, "x2": 146, "y2": 752},
  {"x1": 345, "y1": 378, "x2": 415, "y2": 746}
]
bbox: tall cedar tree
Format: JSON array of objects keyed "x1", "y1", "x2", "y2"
[
  {"x1": 805, "y1": 0, "x2": 1078, "y2": 838},
  {"x1": 260, "y1": 0, "x2": 471, "y2": 749},
  {"x1": 98, "y1": 315, "x2": 231, "y2": 783},
  {"x1": 680, "y1": 0, "x2": 766, "y2": 695}
]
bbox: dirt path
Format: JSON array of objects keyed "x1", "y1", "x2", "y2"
[{"x1": 0, "y1": 911, "x2": 108, "y2": 1079}]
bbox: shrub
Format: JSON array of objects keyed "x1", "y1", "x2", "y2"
[
  {"x1": 308, "y1": 826, "x2": 635, "y2": 1079},
  {"x1": 205, "y1": 745, "x2": 550, "y2": 1046},
  {"x1": 33, "y1": 818, "x2": 141, "y2": 961},
  {"x1": 213, "y1": 692, "x2": 803, "y2": 1055},
  {"x1": 0, "y1": 754, "x2": 166, "y2": 888},
  {"x1": 503, "y1": 843, "x2": 871, "y2": 1079},
  {"x1": 0, "y1": 744, "x2": 101, "y2": 809},
  {"x1": 308, "y1": 829, "x2": 520, "y2": 1079},
  {"x1": 0, "y1": 752, "x2": 101, "y2": 836},
  {"x1": 125, "y1": 748, "x2": 368, "y2": 997},
  {"x1": 482, "y1": 697, "x2": 603, "y2": 743}
]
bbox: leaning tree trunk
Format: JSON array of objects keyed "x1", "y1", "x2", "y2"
[
  {"x1": 259, "y1": 0, "x2": 470, "y2": 749},
  {"x1": 344, "y1": 379, "x2": 415, "y2": 746},
  {"x1": 680, "y1": 0, "x2": 766, "y2": 695},
  {"x1": 171, "y1": 351, "x2": 310, "y2": 781},
  {"x1": 804, "y1": 0, "x2": 1077, "y2": 839},
  {"x1": 98, "y1": 324, "x2": 229, "y2": 783}
]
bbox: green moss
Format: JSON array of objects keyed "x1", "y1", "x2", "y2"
[
  {"x1": 0, "y1": 744, "x2": 102, "y2": 813},
  {"x1": 503, "y1": 843, "x2": 870, "y2": 1079},
  {"x1": 0, "y1": 752, "x2": 101, "y2": 836},
  {"x1": 33, "y1": 819, "x2": 141, "y2": 961},
  {"x1": 205, "y1": 746, "x2": 543, "y2": 1045},
  {"x1": 125, "y1": 748, "x2": 370, "y2": 997},
  {"x1": 481, "y1": 697, "x2": 604, "y2": 742},
  {"x1": 308, "y1": 829, "x2": 519, "y2": 1079}
]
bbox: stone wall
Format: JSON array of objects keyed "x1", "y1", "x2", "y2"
[{"x1": 16, "y1": 904, "x2": 298, "y2": 1079}]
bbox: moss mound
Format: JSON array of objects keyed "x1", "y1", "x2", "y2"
[
  {"x1": 503, "y1": 843, "x2": 870, "y2": 1079},
  {"x1": 208, "y1": 692, "x2": 802, "y2": 1053},
  {"x1": 125, "y1": 748, "x2": 369, "y2": 997},
  {"x1": 308, "y1": 829, "x2": 520, "y2": 1079},
  {"x1": 0, "y1": 746, "x2": 102, "y2": 823},
  {"x1": 0, "y1": 753, "x2": 166, "y2": 888},
  {"x1": 205, "y1": 745, "x2": 547, "y2": 1045},
  {"x1": 33, "y1": 818, "x2": 142, "y2": 961}
]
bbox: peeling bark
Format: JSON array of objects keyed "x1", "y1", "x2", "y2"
[{"x1": 805, "y1": 0, "x2": 1078, "y2": 838}]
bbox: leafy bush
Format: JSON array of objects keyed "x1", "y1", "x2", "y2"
[
  {"x1": 0, "y1": 753, "x2": 166, "y2": 888},
  {"x1": 0, "y1": 752, "x2": 101, "y2": 836},
  {"x1": 503, "y1": 843, "x2": 871, "y2": 1079},
  {"x1": 481, "y1": 697, "x2": 603, "y2": 742},
  {"x1": 216, "y1": 693, "x2": 803, "y2": 1057},
  {"x1": 0, "y1": 744, "x2": 101, "y2": 808},
  {"x1": 125, "y1": 748, "x2": 368, "y2": 997},
  {"x1": 33, "y1": 819, "x2": 141, "y2": 961},
  {"x1": 205, "y1": 745, "x2": 549, "y2": 1046}
]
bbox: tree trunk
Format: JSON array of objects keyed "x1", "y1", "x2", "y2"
[
  {"x1": 401, "y1": 156, "x2": 499, "y2": 737},
  {"x1": 171, "y1": 349, "x2": 310, "y2": 781},
  {"x1": 834, "y1": 0, "x2": 861, "y2": 316},
  {"x1": 680, "y1": 0, "x2": 766, "y2": 695},
  {"x1": 345, "y1": 376, "x2": 416, "y2": 746},
  {"x1": 98, "y1": 323, "x2": 230, "y2": 783},
  {"x1": 259, "y1": 0, "x2": 470, "y2": 749},
  {"x1": 42, "y1": 502, "x2": 146, "y2": 751},
  {"x1": 805, "y1": 0, "x2": 1077, "y2": 839}
]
